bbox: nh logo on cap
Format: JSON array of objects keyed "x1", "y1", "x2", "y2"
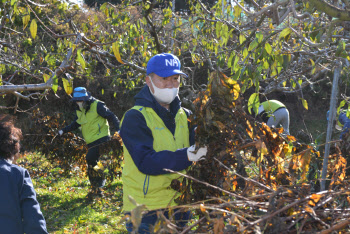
[{"x1": 165, "y1": 59, "x2": 179, "y2": 67}]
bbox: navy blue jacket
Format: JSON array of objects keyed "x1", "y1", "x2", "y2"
[
  {"x1": 339, "y1": 112, "x2": 350, "y2": 140},
  {"x1": 120, "y1": 85, "x2": 195, "y2": 175},
  {"x1": 62, "y1": 97, "x2": 120, "y2": 147},
  {"x1": 0, "y1": 159, "x2": 48, "y2": 234}
]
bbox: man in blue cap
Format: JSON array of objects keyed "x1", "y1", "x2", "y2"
[
  {"x1": 58, "y1": 87, "x2": 120, "y2": 197},
  {"x1": 120, "y1": 53, "x2": 207, "y2": 233}
]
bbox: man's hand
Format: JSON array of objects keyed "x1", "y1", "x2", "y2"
[
  {"x1": 58, "y1": 130, "x2": 63, "y2": 136},
  {"x1": 187, "y1": 145, "x2": 207, "y2": 161},
  {"x1": 110, "y1": 129, "x2": 120, "y2": 136}
]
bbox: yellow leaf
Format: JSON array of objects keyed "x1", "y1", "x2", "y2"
[
  {"x1": 112, "y1": 42, "x2": 124, "y2": 64},
  {"x1": 232, "y1": 180, "x2": 237, "y2": 191},
  {"x1": 304, "y1": 206, "x2": 315, "y2": 215},
  {"x1": 301, "y1": 98, "x2": 308, "y2": 110},
  {"x1": 239, "y1": 34, "x2": 246, "y2": 45},
  {"x1": 310, "y1": 194, "x2": 322, "y2": 203},
  {"x1": 234, "y1": 5, "x2": 242, "y2": 18},
  {"x1": 22, "y1": 14, "x2": 30, "y2": 29},
  {"x1": 62, "y1": 78, "x2": 73, "y2": 95},
  {"x1": 153, "y1": 220, "x2": 161, "y2": 232},
  {"x1": 93, "y1": 161, "x2": 104, "y2": 171},
  {"x1": 43, "y1": 74, "x2": 50, "y2": 83},
  {"x1": 200, "y1": 203, "x2": 206, "y2": 213},
  {"x1": 30, "y1": 19, "x2": 37, "y2": 39}
]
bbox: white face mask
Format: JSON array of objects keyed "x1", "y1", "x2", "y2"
[
  {"x1": 76, "y1": 101, "x2": 84, "y2": 110},
  {"x1": 149, "y1": 76, "x2": 179, "y2": 104}
]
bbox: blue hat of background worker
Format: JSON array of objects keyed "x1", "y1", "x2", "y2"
[
  {"x1": 146, "y1": 53, "x2": 188, "y2": 78},
  {"x1": 71, "y1": 87, "x2": 90, "y2": 101}
]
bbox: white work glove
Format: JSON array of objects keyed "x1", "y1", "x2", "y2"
[
  {"x1": 187, "y1": 145, "x2": 207, "y2": 161},
  {"x1": 58, "y1": 130, "x2": 63, "y2": 136}
]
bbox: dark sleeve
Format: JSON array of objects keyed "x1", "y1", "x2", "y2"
[
  {"x1": 20, "y1": 169, "x2": 48, "y2": 234},
  {"x1": 120, "y1": 109, "x2": 192, "y2": 175},
  {"x1": 97, "y1": 102, "x2": 120, "y2": 131},
  {"x1": 339, "y1": 113, "x2": 350, "y2": 140},
  {"x1": 62, "y1": 116, "x2": 80, "y2": 133}
]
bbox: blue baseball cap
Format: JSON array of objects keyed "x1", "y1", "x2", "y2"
[
  {"x1": 146, "y1": 53, "x2": 188, "y2": 78},
  {"x1": 71, "y1": 87, "x2": 90, "y2": 101}
]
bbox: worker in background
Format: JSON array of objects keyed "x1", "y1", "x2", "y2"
[
  {"x1": 58, "y1": 87, "x2": 120, "y2": 197},
  {"x1": 327, "y1": 110, "x2": 350, "y2": 140},
  {"x1": 257, "y1": 99, "x2": 290, "y2": 135}
]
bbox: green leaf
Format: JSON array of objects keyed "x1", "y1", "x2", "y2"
[
  {"x1": 279, "y1": 28, "x2": 292, "y2": 40},
  {"x1": 248, "y1": 39, "x2": 258, "y2": 52},
  {"x1": 248, "y1": 93, "x2": 260, "y2": 115},
  {"x1": 239, "y1": 34, "x2": 246, "y2": 45},
  {"x1": 243, "y1": 48, "x2": 248, "y2": 60},
  {"x1": 22, "y1": 14, "x2": 30, "y2": 29},
  {"x1": 227, "y1": 51, "x2": 235, "y2": 68},
  {"x1": 52, "y1": 75, "x2": 58, "y2": 93},
  {"x1": 309, "y1": 59, "x2": 315, "y2": 74},
  {"x1": 335, "y1": 40, "x2": 346, "y2": 56},
  {"x1": 77, "y1": 49, "x2": 86, "y2": 70},
  {"x1": 234, "y1": 5, "x2": 242, "y2": 18},
  {"x1": 256, "y1": 32, "x2": 263, "y2": 43},
  {"x1": 263, "y1": 60, "x2": 269, "y2": 69},
  {"x1": 30, "y1": 19, "x2": 37, "y2": 39},
  {"x1": 265, "y1": 43, "x2": 272, "y2": 54},
  {"x1": 337, "y1": 100, "x2": 346, "y2": 114},
  {"x1": 215, "y1": 21, "x2": 221, "y2": 38},
  {"x1": 233, "y1": 56, "x2": 239, "y2": 71},
  {"x1": 283, "y1": 54, "x2": 291, "y2": 70},
  {"x1": 43, "y1": 73, "x2": 50, "y2": 82}
]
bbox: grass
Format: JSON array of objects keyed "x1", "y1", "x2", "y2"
[{"x1": 17, "y1": 152, "x2": 128, "y2": 233}]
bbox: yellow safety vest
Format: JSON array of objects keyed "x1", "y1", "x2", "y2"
[
  {"x1": 76, "y1": 100, "x2": 109, "y2": 144},
  {"x1": 262, "y1": 100, "x2": 285, "y2": 113},
  {"x1": 122, "y1": 106, "x2": 190, "y2": 212}
]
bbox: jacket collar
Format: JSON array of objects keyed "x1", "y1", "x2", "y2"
[{"x1": 134, "y1": 85, "x2": 181, "y2": 117}]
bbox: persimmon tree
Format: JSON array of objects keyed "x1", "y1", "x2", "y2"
[{"x1": 1, "y1": 0, "x2": 350, "y2": 111}]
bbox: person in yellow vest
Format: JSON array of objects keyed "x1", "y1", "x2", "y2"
[
  {"x1": 327, "y1": 110, "x2": 350, "y2": 140},
  {"x1": 58, "y1": 87, "x2": 120, "y2": 197},
  {"x1": 120, "y1": 53, "x2": 207, "y2": 233},
  {"x1": 257, "y1": 100, "x2": 290, "y2": 135}
]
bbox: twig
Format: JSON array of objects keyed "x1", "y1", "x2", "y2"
[
  {"x1": 213, "y1": 157, "x2": 274, "y2": 192},
  {"x1": 163, "y1": 168, "x2": 250, "y2": 201},
  {"x1": 319, "y1": 219, "x2": 350, "y2": 234},
  {"x1": 246, "y1": 190, "x2": 331, "y2": 228},
  {"x1": 180, "y1": 216, "x2": 206, "y2": 234}
]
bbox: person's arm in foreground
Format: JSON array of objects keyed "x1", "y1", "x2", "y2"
[{"x1": 20, "y1": 169, "x2": 48, "y2": 234}]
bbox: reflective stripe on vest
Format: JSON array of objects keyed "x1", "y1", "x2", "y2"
[
  {"x1": 122, "y1": 106, "x2": 190, "y2": 212},
  {"x1": 76, "y1": 100, "x2": 109, "y2": 144}
]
